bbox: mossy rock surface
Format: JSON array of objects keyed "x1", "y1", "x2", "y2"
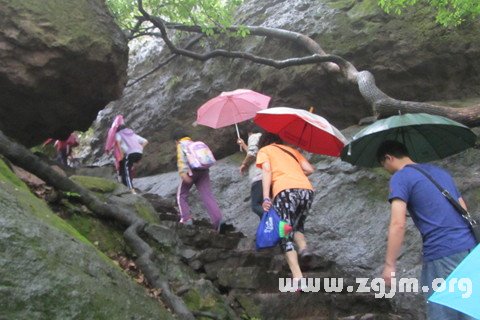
[
  {"x1": 0, "y1": 159, "x2": 172, "y2": 319},
  {"x1": 0, "y1": 0, "x2": 128, "y2": 147},
  {"x1": 67, "y1": 212, "x2": 130, "y2": 256},
  {"x1": 70, "y1": 175, "x2": 118, "y2": 193}
]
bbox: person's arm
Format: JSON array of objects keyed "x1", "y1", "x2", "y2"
[
  {"x1": 299, "y1": 159, "x2": 315, "y2": 176},
  {"x1": 137, "y1": 135, "x2": 148, "y2": 148},
  {"x1": 240, "y1": 154, "x2": 255, "y2": 174},
  {"x1": 292, "y1": 148, "x2": 314, "y2": 176},
  {"x1": 180, "y1": 172, "x2": 193, "y2": 184},
  {"x1": 382, "y1": 199, "x2": 407, "y2": 286},
  {"x1": 115, "y1": 140, "x2": 124, "y2": 159},
  {"x1": 176, "y1": 142, "x2": 192, "y2": 183},
  {"x1": 237, "y1": 138, "x2": 248, "y2": 152},
  {"x1": 261, "y1": 161, "x2": 272, "y2": 212}
]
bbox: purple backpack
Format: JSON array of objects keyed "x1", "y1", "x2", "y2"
[{"x1": 181, "y1": 140, "x2": 216, "y2": 169}]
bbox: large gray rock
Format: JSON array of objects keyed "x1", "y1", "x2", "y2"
[
  {"x1": 134, "y1": 126, "x2": 480, "y2": 319},
  {"x1": 84, "y1": 0, "x2": 480, "y2": 175},
  {"x1": 0, "y1": 160, "x2": 172, "y2": 319},
  {"x1": 0, "y1": 0, "x2": 128, "y2": 146}
]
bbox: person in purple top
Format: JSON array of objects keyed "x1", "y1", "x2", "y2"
[
  {"x1": 115, "y1": 125, "x2": 148, "y2": 194},
  {"x1": 377, "y1": 140, "x2": 476, "y2": 320}
]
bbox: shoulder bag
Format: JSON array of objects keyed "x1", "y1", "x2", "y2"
[{"x1": 408, "y1": 165, "x2": 480, "y2": 243}]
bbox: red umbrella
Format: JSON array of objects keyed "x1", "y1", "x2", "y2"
[
  {"x1": 197, "y1": 89, "x2": 271, "y2": 138},
  {"x1": 254, "y1": 107, "x2": 347, "y2": 156}
]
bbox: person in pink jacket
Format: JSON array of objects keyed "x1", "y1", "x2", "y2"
[{"x1": 115, "y1": 125, "x2": 148, "y2": 194}]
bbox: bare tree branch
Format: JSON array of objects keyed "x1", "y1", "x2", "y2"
[
  {"x1": 134, "y1": 0, "x2": 480, "y2": 126},
  {"x1": 136, "y1": 1, "x2": 350, "y2": 70},
  {"x1": 127, "y1": 34, "x2": 204, "y2": 87},
  {"x1": 375, "y1": 98, "x2": 480, "y2": 127}
]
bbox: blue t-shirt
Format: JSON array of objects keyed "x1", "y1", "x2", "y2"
[{"x1": 388, "y1": 164, "x2": 476, "y2": 261}]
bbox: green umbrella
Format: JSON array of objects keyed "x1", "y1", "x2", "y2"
[{"x1": 341, "y1": 113, "x2": 477, "y2": 167}]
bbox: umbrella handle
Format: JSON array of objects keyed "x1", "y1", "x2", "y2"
[{"x1": 235, "y1": 123, "x2": 242, "y2": 151}]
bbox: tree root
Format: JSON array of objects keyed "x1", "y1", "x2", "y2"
[{"x1": 0, "y1": 130, "x2": 195, "y2": 320}]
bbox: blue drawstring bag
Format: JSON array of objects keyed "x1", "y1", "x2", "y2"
[{"x1": 256, "y1": 208, "x2": 284, "y2": 250}]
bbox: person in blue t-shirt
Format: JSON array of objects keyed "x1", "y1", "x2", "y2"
[{"x1": 376, "y1": 140, "x2": 476, "y2": 320}]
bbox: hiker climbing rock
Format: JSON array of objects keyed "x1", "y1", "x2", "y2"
[
  {"x1": 53, "y1": 132, "x2": 79, "y2": 167},
  {"x1": 256, "y1": 132, "x2": 315, "y2": 288},
  {"x1": 238, "y1": 122, "x2": 264, "y2": 219},
  {"x1": 172, "y1": 129, "x2": 224, "y2": 231},
  {"x1": 115, "y1": 123, "x2": 148, "y2": 194},
  {"x1": 377, "y1": 140, "x2": 477, "y2": 320}
]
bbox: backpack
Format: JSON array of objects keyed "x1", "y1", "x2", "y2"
[
  {"x1": 255, "y1": 208, "x2": 292, "y2": 250},
  {"x1": 181, "y1": 140, "x2": 216, "y2": 169}
]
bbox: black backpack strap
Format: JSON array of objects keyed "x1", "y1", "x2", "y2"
[{"x1": 407, "y1": 165, "x2": 477, "y2": 226}]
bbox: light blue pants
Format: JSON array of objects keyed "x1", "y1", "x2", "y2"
[{"x1": 421, "y1": 249, "x2": 476, "y2": 320}]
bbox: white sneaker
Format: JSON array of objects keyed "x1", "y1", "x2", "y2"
[{"x1": 180, "y1": 218, "x2": 193, "y2": 225}]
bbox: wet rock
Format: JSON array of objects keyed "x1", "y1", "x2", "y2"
[
  {"x1": 0, "y1": 159, "x2": 172, "y2": 319},
  {"x1": 0, "y1": 0, "x2": 128, "y2": 146},
  {"x1": 134, "y1": 136, "x2": 480, "y2": 319},
  {"x1": 85, "y1": 0, "x2": 480, "y2": 175}
]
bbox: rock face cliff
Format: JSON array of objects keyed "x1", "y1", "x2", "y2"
[
  {"x1": 134, "y1": 134, "x2": 480, "y2": 319},
  {"x1": 0, "y1": 0, "x2": 128, "y2": 146},
  {"x1": 84, "y1": 0, "x2": 480, "y2": 175}
]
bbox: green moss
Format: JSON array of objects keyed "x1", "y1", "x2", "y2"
[
  {"x1": 134, "y1": 202, "x2": 159, "y2": 224},
  {"x1": 67, "y1": 213, "x2": 129, "y2": 256},
  {"x1": 183, "y1": 288, "x2": 227, "y2": 317},
  {"x1": 327, "y1": 0, "x2": 355, "y2": 10},
  {"x1": 30, "y1": 143, "x2": 56, "y2": 159},
  {"x1": 70, "y1": 175, "x2": 118, "y2": 193},
  {"x1": 6, "y1": 0, "x2": 115, "y2": 52},
  {"x1": 346, "y1": 0, "x2": 382, "y2": 19},
  {"x1": 184, "y1": 289, "x2": 202, "y2": 310},
  {"x1": 0, "y1": 160, "x2": 117, "y2": 266},
  {"x1": 0, "y1": 158, "x2": 27, "y2": 189},
  {"x1": 0, "y1": 160, "x2": 92, "y2": 245},
  {"x1": 236, "y1": 295, "x2": 262, "y2": 319},
  {"x1": 0, "y1": 159, "x2": 174, "y2": 319}
]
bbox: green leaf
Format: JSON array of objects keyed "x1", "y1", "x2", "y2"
[
  {"x1": 378, "y1": 0, "x2": 480, "y2": 26},
  {"x1": 107, "y1": 0, "x2": 244, "y2": 34}
]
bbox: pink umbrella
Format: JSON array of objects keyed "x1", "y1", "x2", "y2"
[
  {"x1": 197, "y1": 89, "x2": 271, "y2": 139},
  {"x1": 254, "y1": 107, "x2": 347, "y2": 156},
  {"x1": 105, "y1": 115, "x2": 124, "y2": 171}
]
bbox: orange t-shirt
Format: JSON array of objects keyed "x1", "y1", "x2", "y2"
[{"x1": 256, "y1": 144, "x2": 313, "y2": 198}]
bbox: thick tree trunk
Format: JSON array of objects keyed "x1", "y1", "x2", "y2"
[
  {"x1": 375, "y1": 98, "x2": 480, "y2": 127},
  {"x1": 0, "y1": 130, "x2": 195, "y2": 320}
]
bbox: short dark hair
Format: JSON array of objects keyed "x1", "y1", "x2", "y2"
[
  {"x1": 376, "y1": 140, "x2": 410, "y2": 164},
  {"x1": 171, "y1": 129, "x2": 189, "y2": 141},
  {"x1": 257, "y1": 132, "x2": 282, "y2": 148}
]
